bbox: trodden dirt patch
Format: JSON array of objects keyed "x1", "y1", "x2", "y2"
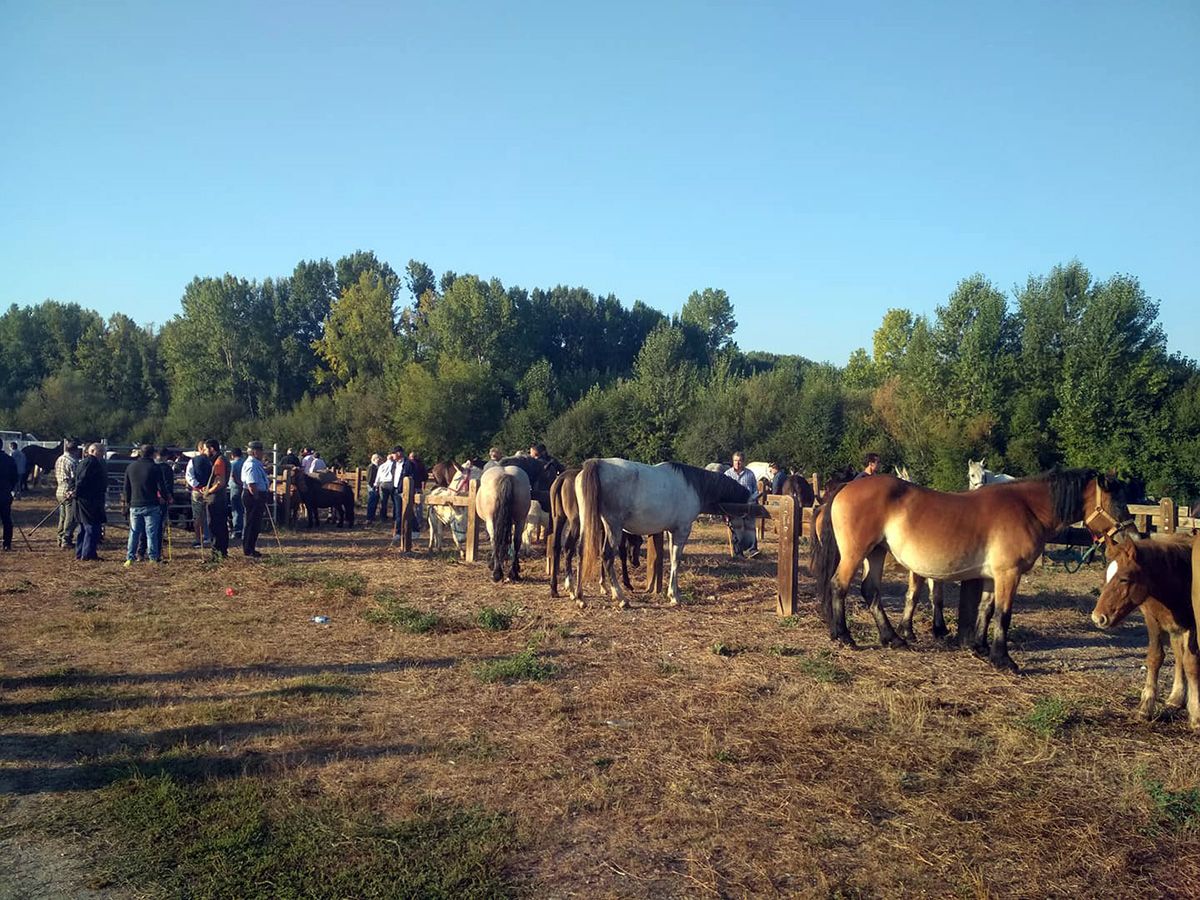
[{"x1": 1, "y1": 494, "x2": 1197, "y2": 898}]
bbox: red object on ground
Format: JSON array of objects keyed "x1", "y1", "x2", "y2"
[{"x1": 225, "y1": 587, "x2": 236, "y2": 597}]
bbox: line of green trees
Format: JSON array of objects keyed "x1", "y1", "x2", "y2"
[{"x1": 3, "y1": 254, "x2": 1197, "y2": 498}]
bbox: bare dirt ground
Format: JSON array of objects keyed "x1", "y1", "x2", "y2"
[{"x1": 1, "y1": 491, "x2": 1198, "y2": 898}]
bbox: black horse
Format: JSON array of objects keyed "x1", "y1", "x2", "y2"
[{"x1": 293, "y1": 470, "x2": 355, "y2": 528}]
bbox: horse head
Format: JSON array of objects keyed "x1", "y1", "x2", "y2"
[
  {"x1": 1091, "y1": 539, "x2": 1148, "y2": 629},
  {"x1": 967, "y1": 459, "x2": 986, "y2": 490}
]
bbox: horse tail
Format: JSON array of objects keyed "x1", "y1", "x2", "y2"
[
  {"x1": 492, "y1": 473, "x2": 515, "y2": 566},
  {"x1": 580, "y1": 459, "x2": 604, "y2": 579},
  {"x1": 812, "y1": 485, "x2": 844, "y2": 628},
  {"x1": 344, "y1": 487, "x2": 355, "y2": 528}
]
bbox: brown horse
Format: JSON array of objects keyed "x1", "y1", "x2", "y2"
[
  {"x1": 292, "y1": 470, "x2": 355, "y2": 528},
  {"x1": 549, "y1": 468, "x2": 642, "y2": 600},
  {"x1": 21, "y1": 444, "x2": 59, "y2": 487},
  {"x1": 813, "y1": 468, "x2": 1131, "y2": 671},
  {"x1": 1091, "y1": 536, "x2": 1198, "y2": 731},
  {"x1": 429, "y1": 460, "x2": 459, "y2": 489}
]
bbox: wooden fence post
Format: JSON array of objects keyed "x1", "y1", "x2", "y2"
[
  {"x1": 1160, "y1": 497, "x2": 1176, "y2": 535},
  {"x1": 465, "y1": 478, "x2": 478, "y2": 563},
  {"x1": 354, "y1": 467, "x2": 363, "y2": 505},
  {"x1": 644, "y1": 532, "x2": 665, "y2": 594},
  {"x1": 811, "y1": 472, "x2": 820, "y2": 500},
  {"x1": 769, "y1": 494, "x2": 799, "y2": 617}
]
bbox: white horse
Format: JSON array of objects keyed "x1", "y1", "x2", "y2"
[
  {"x1": 967, "y1": 458, "x2": 1015, "y2": 490},
  {"x1": 575, "y1": 458, "x2": 752, "y2": 607},
  {"x1": 427, "y1": 487, "x2": 469, "y2": 556},
  {"x1": 522, "y1": 499, "x2": 550, "y2": 550},
  {"x1": 476, "y1": 465, "x2": 532, "y2": 582}
]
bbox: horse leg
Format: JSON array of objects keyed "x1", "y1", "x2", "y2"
[
  {"x1": 1137, "y1": 618, "x2": 1165, "y2": 719},
  {"x1": 987, "y1": 574, "x2": 1020, "y2": 673},
  {"x1": 1164, "y1": 628, "x2": 1187, "y2": 712},
  {"x1": 929, "y1": 580, "x2": 948, "y2": 638},
  {"x1": 973, "y1": 590, "x2": 996, "y2": 655},
  {"x1": 830, "y1": 554, "x2": 863, "y2": 647},
  {"x1": 601, "y1": 515, "x2": 629, "y2": 607},
  {"x1": 508, "y1": 521, "x2": 522, "y2": 582},
  {"x1": 863, "y1": 546, "x2": 905, "y2": 648},
  {"x1": 1181, "y1": 631, "x2": 1200, "y2": 732},
  {"x1": 665, "y1": 524, "x2": 692, "y2": 607},
  {"x1": 899, "y1": 570, "x2": 921, "y2": 642},
  {"x1": 619, "y1": 537, "x2": 634, "y2": 591}
]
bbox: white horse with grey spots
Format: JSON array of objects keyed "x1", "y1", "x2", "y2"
[{"x1": 575, "y1": 458, "x2": 752, "y2": 608}]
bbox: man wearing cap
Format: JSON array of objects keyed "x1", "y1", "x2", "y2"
[
  {"x1": 240, "y1": 441, "x2": 269, "y2": 557},
  {"x1": 123, "y1": 444, "x2": 166, "y2": 566},
  {"x1": 55, "y1": 442, "x2": 80, "y2": 549}
]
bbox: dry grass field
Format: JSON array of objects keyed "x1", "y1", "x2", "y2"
[{"x1": 1, "y1": 492, "x2": 1198, "y2": 899}]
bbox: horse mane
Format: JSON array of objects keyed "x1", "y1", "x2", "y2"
[
  {"x1": 1025, "y1": 468, "x2": 1100, "y2": 526},
  {"x1": 667, "y1": 462, "x2": 753, "y2": 510}
]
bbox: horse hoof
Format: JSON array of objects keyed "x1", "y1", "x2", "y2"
[
  {"x1": 669, "y1": 598, "x2": 679, "y2": 607},
  {"x1": 576, "y1": 599, "x2": 586, "y2": 610},
  {"x1": 618, "y1": 599, "x2": 628, "y2": 609},
  {"x1": 886, "y1": 635, "x2": 910, "y2": 650},
  {"x1": 491, "y1": 572, "x2": 503, "y2": 583},
  {"x1": 932, "y1": 626, "x2": 950, "y2": 639},
  {"x1": 833, "y1": 633, "x2": 858, "y2": 650},
  {"x1": 990, "y1": 655, "x2": 1020, "y2": 673}
]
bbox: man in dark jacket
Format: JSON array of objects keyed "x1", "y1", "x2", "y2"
[
  {"x1": 74, "y1": 443, "x2": 107, "y2": 561},
  {"x1": 124, "y1": 444, "x2": 166, "y2": 565},
  {"x1": 0, "y1": 445, "x2": 17, "y2": 550},
  {"x1": 201, "y1": 438, "x2": 230, "y2": 559}
]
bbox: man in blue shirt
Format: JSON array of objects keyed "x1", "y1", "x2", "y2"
[{"x1": 240, "y1": 441, "x2": 270, "y2": 557}]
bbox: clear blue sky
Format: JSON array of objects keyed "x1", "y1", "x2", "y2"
[{"x1": 2, "y1": 1, "x2": 1196, "y2": 364}]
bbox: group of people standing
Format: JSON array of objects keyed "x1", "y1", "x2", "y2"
[{"x1": 38, "y1": 439, "x2": 275, "y2": 564}]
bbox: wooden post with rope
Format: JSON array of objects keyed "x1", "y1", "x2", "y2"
[{"x1": 399, "y1": 476, "x2": 414, "y2": 552}]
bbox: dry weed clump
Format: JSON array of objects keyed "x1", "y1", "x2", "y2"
[{"x1": 1, "y1": 496, "x2": 1198, "y2": 897}]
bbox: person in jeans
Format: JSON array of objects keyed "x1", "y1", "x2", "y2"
[
  {"x1": 185, "y1": 440, "x2": 212, "y2": 549},
  {"x1": 240, "y1": 441, "x2": 269, "y2": 557},
  {"x1": 227, "y1": 446, "x2": 244, "y2": 539},
  {"x1": 200, "y1": 439, "x2": 230, "y2": 558},
  {"x1": 365, "y1": 453, "x2": 382, "y2": 523},
  {"x1": 374, "y1": 452, "x2": 396, "y2": 525},
  {"x1": 124, "y1": 444, "x2": 165, "y2": 566},
  {"x1": 10, "y1": 442, "x2": 26, "y2": 499},
  {"x1": 154, "y1": 448, "x2": 175, "y2": 560},
  {"x1": 55, "y1": 442, "x2": 80, "y2": 548}
]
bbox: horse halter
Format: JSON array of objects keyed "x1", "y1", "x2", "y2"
[{"x1": 1083, "y1": 480, "x2": 1132, "y2": 541}]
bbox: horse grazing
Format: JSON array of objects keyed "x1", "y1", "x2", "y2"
[
  {"x1": 476, "y1": 464, "x2": 532, "y2": 582},
  {"x1": 292, "y1": 470, "x2": 355, "y2": 528},
  {"x1": 576, "y1": 458, "x2": 752, "y2": 607},
  {"x1": 1091, "y1": 536, "x2": 1198, "y2": 731},
  {"x1": 549, "y1": 468, "x2": 644, "y2": 600},
  {"x1": 967, "y1": 458, "x2": 1015, "y2": 490},
  {"x1": 813, "y1": 468, "x2": 1131, "y2": 670}
]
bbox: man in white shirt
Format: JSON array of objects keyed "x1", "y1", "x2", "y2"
[{"x1": 374, "y1": 453, "x2": 396, "y2": 525}]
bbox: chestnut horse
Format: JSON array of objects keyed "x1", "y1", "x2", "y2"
[
  {"x1": 1091, "y1": 536, "x2": 1198, "y2": 731},
  {"x1": 813, "y1": 468, "x2": 1131, "y2": 671}
]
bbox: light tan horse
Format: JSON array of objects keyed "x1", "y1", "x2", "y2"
[{"x1": 813, "y1": 468, "x2": 1131, "y2": 671}]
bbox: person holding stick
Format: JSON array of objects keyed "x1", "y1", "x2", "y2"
[{"x1": 240, "y1": 441, "x2": 269, "y2": 558}]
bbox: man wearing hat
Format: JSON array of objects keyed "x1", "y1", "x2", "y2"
[{"x1": 240, "y1": 441, "x2": 269, "y2": 557}]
